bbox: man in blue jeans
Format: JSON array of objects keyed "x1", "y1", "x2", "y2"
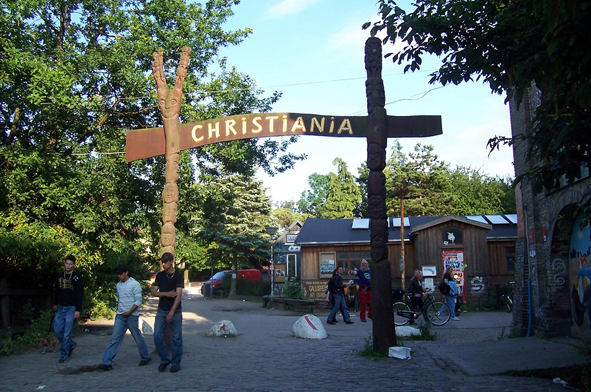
[
  {"x1": 327, "y1": 266, "x2": 354, "y2": 325},
  {"x1": 53, "y1": 255, "x2": 84, "y2": 363},
  {"x1": 151, "y1": 252, "x2": 184, "y2": 373},
  {"x1": 98, "y1": 264, "x2": 152, "y2": 371}
]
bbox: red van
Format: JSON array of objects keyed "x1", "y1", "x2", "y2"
[{"x1": 202, "y1": 269, "x2": 263, "y2": 296}]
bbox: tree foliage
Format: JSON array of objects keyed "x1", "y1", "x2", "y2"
[
  {"x1": 323, "y1": 158, "x2": 362, "y2": 219},
  {"x1": 366, "y1": 0, "x2": 591, "y2": 194},
  {"x1": 0, "y1": 0, "x2": 304, "y2": 315},
  {"x1": 196, "y1": 174, "x2": 272, "y2": 270},
  {"x1": 384, "y1": 142, "x2": 515, "y2": 216},
  {"x1": 297, "y1": 158, "x2": 362, "y2": 219}
]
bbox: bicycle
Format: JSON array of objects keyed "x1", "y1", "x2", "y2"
[
  {"x1": 478, "y1": 283, "x2": 513, "y2": 312},
  {"x1": 393, "y1": 288, "x2": 451, "y2": 326}
]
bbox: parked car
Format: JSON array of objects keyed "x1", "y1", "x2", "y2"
[{"x1": 202, "y1": 269, "x2": 263, "y2": 297}]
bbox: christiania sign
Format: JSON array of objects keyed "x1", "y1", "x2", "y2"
[{"x1": 125, "y1": 112, "x2": 441, "y2": 162}]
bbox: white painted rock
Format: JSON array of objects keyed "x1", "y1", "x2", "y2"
[
  {"x1": 207, "y1": 320, "x2": 237, "y2": 337},
  {"x1": 395, "y1": 326, "x2": 421, "y2": 337},
  {"x1": 292, "y1": 314, "x2": 327, "y2": 339},
  {"x1": 140, "y1": 318, "x2": 153, "y2": 336}
]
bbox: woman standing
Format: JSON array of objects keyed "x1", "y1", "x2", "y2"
[{"x1": 442, "y1": 266, "x2": 460, "y2": 321}]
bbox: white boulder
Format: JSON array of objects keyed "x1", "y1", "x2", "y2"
[
  {"x1": 395, "y1": 326, "x2": 421, "y2": 337},
  {"x1": 207, "y1": 320, "x2": 237, "y2": 337},
  {"x1": 292, "y1": 314, "x2": 327, "y2": 339}
]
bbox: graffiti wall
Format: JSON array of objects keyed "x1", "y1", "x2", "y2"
[{"x1": 569, "y1": 213, "x2": 591, "y2": 339}]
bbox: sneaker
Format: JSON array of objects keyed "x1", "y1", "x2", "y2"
[
  {"x1": 345, "y1": 321, "x2": 354, "y2": 324},
  {"x1": 138, "y1": 358, "x2": 152, "y2": 366},
  {"x1": 360, "y1": 318, "x2": 367, "y2": 322},
  {"x1": 59, "y1": 356, "x2": 68, "y2": 363},
  {"x1": 69, "y1": 342, "x2": 77, "y2": 357},
  {"x1": 452, "y1": 317, "x2": 460, "y2": 321},
  {"x1": 169, "y1": 365, "x2": 181, "y2": 373},
  {"x1": 98, "y1": 364, "x2": 112, "y2": 371},
  {"x1": 158, "y1": 363, "x2": 169, "y2": 372}
]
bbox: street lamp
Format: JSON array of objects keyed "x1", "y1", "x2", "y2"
[{"x1": 265, "y1": 226, "x2": 279, "y2": 297}]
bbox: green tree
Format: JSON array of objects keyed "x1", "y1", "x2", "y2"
[
  {"x1": 297, "y1": 158, "x2": 362, "y2": 219},
  {"x1": 366, "y1": 0, "x2": 591, "y2": 196},
  {"x1": 386, "y1": 142, "x2": 454, "y2": 216},
  {"x1": 270, "y1": 207, "x2": 308, "y2": 230},
  {"x1": 196, "y1": 174, "x2": 272, "y2": 297},
  {"x1": 322, "y1": 158, "x2": 362, "y2": 219},
  {"x1": 0, "y1": 0, "x2": 303, "y2": 316},
  {"x1": 297, "y1": 173, "x2": 330, "y2": 217},
  {"x1": 355, "y1": 163, "x2": 370, "y2": 217},
  {"x1": 385, "y1": 142, "x2": 515, "y2": 216}
]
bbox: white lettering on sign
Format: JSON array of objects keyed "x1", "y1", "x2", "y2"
[{"x1": 190, "y1": 115, "x2": 357, "y2": 144}]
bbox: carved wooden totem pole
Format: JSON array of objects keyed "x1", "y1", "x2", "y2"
[
  {"x1": 365, "y1": 37, "x2": 398, "y2": 352},
  {"x1": 152, "y1": 47, "x2": 191, "y2": 256}
]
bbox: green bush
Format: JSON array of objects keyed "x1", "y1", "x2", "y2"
[{"x1": 282, "y1": 279, "x2": 304, "y2": 299}]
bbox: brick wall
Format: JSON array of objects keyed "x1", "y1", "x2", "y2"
[{"x1": 510, "y1": 86, "x2": 591, "y2": 338}]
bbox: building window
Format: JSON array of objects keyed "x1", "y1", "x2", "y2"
[
  {"x1": 319, "y1": 252, "x2": 336, "y2": 278},
  {"x1": 506, "y1": 247, "x2": 515, "y2": 273},
  {"x1": 337, "y1": 251, "x2": 371, "y2": 277},
  {"x1": 287, "y1": 254, "x2": 297, "y2": 278},
  {"x1": 442, "y1": 227, "x2": 463, "y2": 246}
]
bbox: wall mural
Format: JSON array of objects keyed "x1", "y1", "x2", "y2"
[{"x1": 569, "y1": 213, "x2": 591, "y2": 338}]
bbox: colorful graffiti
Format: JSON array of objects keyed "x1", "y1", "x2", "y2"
[{"x1": 569, "y1": 213, "x2": 591, "y2": 338}]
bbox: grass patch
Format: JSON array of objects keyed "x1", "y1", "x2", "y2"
[{"x1": 359, "y1": 336, "x2": 389, "y2": 359}]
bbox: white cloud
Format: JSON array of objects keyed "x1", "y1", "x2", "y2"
[
  {"x1": 268, "y1": 0, "x2": 320, "y2": 18},
  {"x1": 326, "y1": 15, "x2": 408, "y2": 59}
]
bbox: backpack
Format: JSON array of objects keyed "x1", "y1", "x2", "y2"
[
  {"x1": 327, "y1": 278, "x2": 335, "y2": 294},
  {"x1": 438, "y1": 280, "x2": 451, "y2": 296}
]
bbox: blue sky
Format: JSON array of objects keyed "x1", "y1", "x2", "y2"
[{"x1": 218, "y1": 0, "x2": 514, "y2": 204}]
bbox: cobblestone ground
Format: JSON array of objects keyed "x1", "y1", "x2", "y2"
[{"x1": 0, "y1": 295, "x2": 567, "y2": 392}]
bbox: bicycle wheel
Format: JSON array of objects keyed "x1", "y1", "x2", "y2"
[
  {"x1": 393, "y1": 302, "x2": 411, "y2": 326},
  {"x1": 479, "y1": 293, "x2": 495, "y2": 311},
  {"x1": 426, "y1": 301, "x2": 451, "y2": 326},
  {"x1": 500, "y1": 295, "x2": 513, "y2": 312}
]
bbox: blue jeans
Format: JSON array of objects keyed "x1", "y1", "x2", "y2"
[
  {"x1": 444, "y1": 295, "x2": 457, "y2": 317},
  {"x1": 327, "y1": 293, "x2": 351, "y2": 322},
  {"x1": 53, "y1": 306, "x2": 76, "y2": 358},
  {"x1": 102, "y1": 314, "x2": 151, "y2": 365},
  {"x1": 153, "y1": 308, "x2": 183, "y2": 367}
]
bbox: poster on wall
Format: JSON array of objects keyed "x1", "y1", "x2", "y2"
[
  {"x1": 274, "y1": 264, "x2": 286, "y2": 283},
  {"x1": 319, "y1": 252, "x2": 336, "y2": 278},
  {"x1": 569, "y1": 213, "x2": 591, "y2": 339},
  {"x1": 442, "y1": 250, "x2": 466, "y2": 301}
]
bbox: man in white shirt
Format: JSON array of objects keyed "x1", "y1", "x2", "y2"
[{"x1": 98, "y1": 264, "x2": 152, "y2": 370}]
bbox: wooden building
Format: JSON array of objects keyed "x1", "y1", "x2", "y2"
[{"x1": 295, "y1": 215, "x2": 517, "y2": 304}]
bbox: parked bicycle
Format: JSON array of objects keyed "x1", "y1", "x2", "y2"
[
  {"x1": 393, "y1": 288, "x2": 451, "y2": 326},
  {"x1": 478, "y1": 283, "x2": 513, "y2": 312}
]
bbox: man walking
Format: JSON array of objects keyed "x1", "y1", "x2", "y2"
[
  {"x1": 152, "y1": 252, "x2": 184, "y2": 373},
  {"x1": 98, "y1": 264, "x2": 152, "y2": 371},
  {"x1": 326, "y1": 266, "x2": 354, "y2": 325},
  {"x1": 53, "y1": 255, "x2": 84, "y2": 363},
  {"x1": 350, "y1": 259, "x2": 372, "y2": 322}
]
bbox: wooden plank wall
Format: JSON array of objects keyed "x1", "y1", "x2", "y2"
[
  {"x1": 413, "y1": 222, "x2": 490, "y2": 278},
  {"x1": 299, "y1": 229, "x2": 516, "y2": 306},
  {"x1": 300, "y1": 243, "x2": 415, "y2": 282}
]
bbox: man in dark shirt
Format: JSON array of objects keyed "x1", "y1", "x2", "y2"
[
  {"x1": 151, "y1": 252, "x2": 184, "y2": 373},
  {"x1": 326, "y1": 266, "x2": 354, "y2": 325},
  {"x1": 53, "y1": 255, "x2": 84, "y2": 363}
]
